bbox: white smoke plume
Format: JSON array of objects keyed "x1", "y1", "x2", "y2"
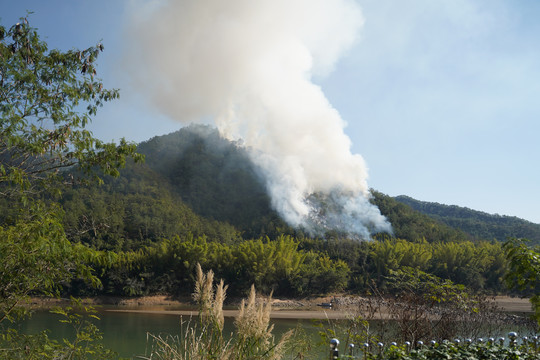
[{"x1": 124, "y1": 0, "x2": 392, "y2": 238}]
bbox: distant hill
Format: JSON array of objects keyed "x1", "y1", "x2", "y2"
[
  {"x1": 394, "y1": 195, "x2": 540, "y2": 244},
  {"x1": 51, "y1": 125, "x2": 540, "y2": 249},
  {"x1": 370, "y1": 191, "x2": 470, "y2": 243}
]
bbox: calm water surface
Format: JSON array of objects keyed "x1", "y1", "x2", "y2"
[
  {"x1": 13, "y1": 306, "x2": 537, "y2": 359},
  {"x1": 14, "y1": 307, "x2": 324, "y2": 359}
]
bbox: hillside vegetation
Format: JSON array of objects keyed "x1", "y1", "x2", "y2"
[
  {"x1": 59, "y1": 125, "x2": 498, "y2": 250},
  {"x1": 30, "y1": 124, "x2": 534, "y2": 298},
  {"x1": 2, "y1": 121, "x2": 532, "y2": 298},
  {"x1": 395, "y1": 195, "x2": 540, "y2": 244},
  {"x1": 59, "y1": 125, "x2": 293, "y2": 251}
]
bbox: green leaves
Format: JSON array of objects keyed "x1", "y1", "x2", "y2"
[
  {"x1": 89, "y1": 234, "x2": 350, "y2": 297},
  {"x1": 0, "y1": 17, "x2": 141, "y2": 194},
  {"x1": 504, "y1": 238, "x2": 540, "y2": 325},
  {"x1": 504, "y1": 239, "x2": 540, "y2": 290},
  {"x1": 0, "y1": 16, "x2": 140, "y2": 357},
  {"x1": 0, "y1": 203, "x2": 105, "y2": 323}
]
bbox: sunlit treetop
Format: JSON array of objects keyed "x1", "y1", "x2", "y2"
[{"x1": 0, "y1": 16, "x2": 143, "y2": 196}]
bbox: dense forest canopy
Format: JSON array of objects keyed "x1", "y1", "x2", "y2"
[
  {"x1": 395, "y1": 195, "x2": 540, "y2": 244},
  {"x1": 0, "y1": 17, "x2": 537, "y2": 301},
  {"x1": 14, "y1": 124, "x2": 530, "y2": 298},
  {"x1": 53, "y1": 125, "x2": 540, "y2": 251},
  {"x1": 57, "y1": 125, "x2": 295, "y2": 251},
  {"x1": 137, "y1": 125, "x2": 288, "y2": 238}
]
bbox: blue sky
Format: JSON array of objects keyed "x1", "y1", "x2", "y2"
[{"x1": 2, "y1": 0, "x2": 539, "y2": 224}]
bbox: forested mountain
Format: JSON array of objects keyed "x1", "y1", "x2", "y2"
[
  {"x1": 136, "y1": 125, "x2": 289, "y2": 238},
  {"x1": 61, "y1": 166, "x2": 242, "y2": 251},
  {"x1": 33, "y1": 124, "x2": 534, "y2": 296},
  {"x1": 55, "y1": 124, "x2": 538, "y2": 251},
  {"x1": 57, "y1": 125, "x2": 484, "y2": 249},
  {"x1": 394, "y1": 195, "x2": 540, "y2": 244},
  {"x1": 58, "y1": 125, "x2": 293, "y2": 251},
  {"x1": 370, "y1": 191, "x2": 470, "y2": 243}
]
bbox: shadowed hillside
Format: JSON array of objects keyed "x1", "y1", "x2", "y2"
[
  {"x1": 136, "y1": 124, "x2": 286, "y2": 237},
  {"x1": 59, "y1": 125, "x2": 291, "y2": 250}
]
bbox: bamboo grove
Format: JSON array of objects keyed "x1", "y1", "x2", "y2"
[{"x1": 67, "y1": 235, "x2": 512, "y2": 298}]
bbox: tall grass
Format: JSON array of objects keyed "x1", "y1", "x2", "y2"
[{"x1": 142, "y1": 264, "x2": 292, "y2": 360}]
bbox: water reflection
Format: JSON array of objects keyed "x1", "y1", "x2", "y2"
[{"x1": 13, "y1": 307, "x2": 538, "y2": 359}]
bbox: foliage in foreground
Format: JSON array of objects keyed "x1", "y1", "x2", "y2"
[
  {"x1": 504, "y1": 238, "x2": 540, "y2": 325},
  {"x1": 0, "y1": 13, "x2": 140, "y2": 323},
  {"x1": 143, "y1": 265, "x2": 539, "y2": 359},
  {"x1": 0, "y1": 15, "x2": 138, "y2": 359},
  {"x1": 0, "y1": 299, "x2": 119, "y2": 359},
  {"x1": 316, "y1": 267, "x2": 537, "y2": 357},
  {"x1": 352, "y1": 339, "x2": 540, "y2": 360}
]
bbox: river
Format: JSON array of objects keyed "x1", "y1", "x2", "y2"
[
  {"x1": 13, "y1": 307, "x2": 325, "y2": 359},
  {"x1": 11, "y1": 302, "x2": 537, "y2": 359}
]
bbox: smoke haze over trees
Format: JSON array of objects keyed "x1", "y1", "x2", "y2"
[
  {"x1": 51, "y1": 125, "x2": 540, "y2": 252},
  {"x1": 15, "y1": 125, "x2": 534, "y2": 298},
  {"x1": 123, "y1": 0, "x2": 391, "y2": 238}
]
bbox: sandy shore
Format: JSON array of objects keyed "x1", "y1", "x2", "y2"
[
  {"x1": 106, "y1": 308, "x2": 354, "y2": 319},
  {"x1": 53, "y1": 295, "x2": 532, "y2": 320},
  {"x1": 103, "y1": 296, "x2": 532, "y2": 320},
  {"x1": 30, "y1": 295, "x2": 532, "y2": 320}
]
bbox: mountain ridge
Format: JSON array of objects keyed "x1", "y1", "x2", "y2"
[
  {"x1": 394, "y1": 195, "x2": 540, "y2": 244},
  {"x1": 54, "y1": 125, "x2": 540, "y2": 248}
]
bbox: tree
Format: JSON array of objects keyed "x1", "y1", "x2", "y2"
[
  {"x1": 1, "y1": 17, "x2": 142, "y2": 194},
  {"x1": 0, "y1": 15, "x2": 140, "y2": 357},
  {"x1": 504, "y1": 238, "x2": 540, "y2": 325}
]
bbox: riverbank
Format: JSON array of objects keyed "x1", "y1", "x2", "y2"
[{"x1": 30, "y1": 294, "x2": 533, "y2": 319}]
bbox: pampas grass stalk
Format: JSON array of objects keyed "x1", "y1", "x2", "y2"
[{"x1": 143, "y1": 264, "x2": 292, "y2": 360}]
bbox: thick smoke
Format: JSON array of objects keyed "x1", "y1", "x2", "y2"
[{"x1": 124, "y1": 0, "x2": 391, "y2": 238}]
